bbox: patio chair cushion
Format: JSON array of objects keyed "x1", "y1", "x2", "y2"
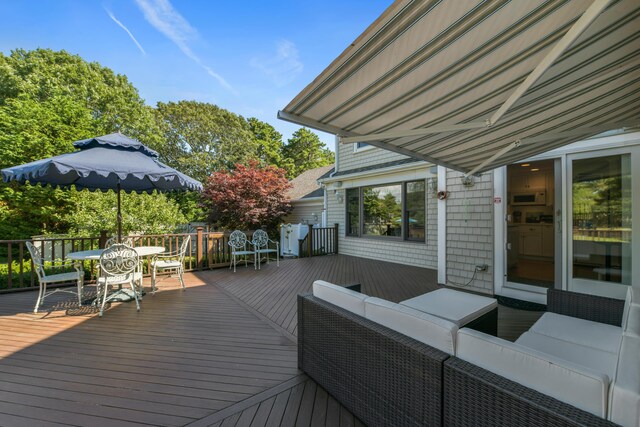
[
  {"x1": 40, "y1": 271, "x2": 81, "y2": 283},
  {"x1": 529, "y1": 312, "x2": 622, "y2": 354},
  {"x1": 456, "y1": 328, "x2": 610, "y2": 418},
  {"x1": 312, "y1": 280, "x2": 368, "y2": 317},
  {"x1": 153, "y1": 260, "x2": 182, "y2": 269},
  {"x1": 516, "y1": 331, "x2": 617, "y2": 380},
  {"x1": 364, "y1": 297, "x2": 457, "y2": 355},
  {"x1": 609, "y1": 334, "x2": 640, "y2": 427}
]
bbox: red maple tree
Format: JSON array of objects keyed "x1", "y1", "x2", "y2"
[{"x1": 202, "y1": 160, "x2": 293, "y2": 232}]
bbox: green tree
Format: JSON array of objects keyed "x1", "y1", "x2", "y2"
[
  {"x1": 247, "y1": 117, "x2": 284, "y2": 168},
  {"x1": 154, "y1": 101, "x2": 257, "y2": 183},
  {"x1": 63, "y1": 189, "x2": 187, "y2": 237},
  {"x1": 0, "y1": 48, "x2": 164, "y2": 239},
  {"x1": 282, "y1": 128, "x2": 334, "y2": 178}
]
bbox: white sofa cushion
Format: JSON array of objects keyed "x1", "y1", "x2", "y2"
[
  {"x1": 609, "y1": 335, "x2": 640, "y2": 427},
  {"x1": 312, "y1": 280, "x2": 368, "y2": 317},
  {"x1": 456, "y1": 328, "x2": 610, "y2": 418},
  {"x1": 516, "y1": 331, "x2": 617, "y2": 380},
  {"x1": 530, "y1": 312, "x2": 622, "y2": 354},
  {"x1": 621, "y1": 287, "x2": 640, "y2": 339},
  {"x1": 364, "y1": 297, "x2": 457, "y2": 355}
]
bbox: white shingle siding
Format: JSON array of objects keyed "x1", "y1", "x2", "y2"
[
  {"x1": 445, "y1": 170, "x2": 494, "y2": 294},
  {"x1": 338, "y1": 143, "x2": 411, "y2": 172}
]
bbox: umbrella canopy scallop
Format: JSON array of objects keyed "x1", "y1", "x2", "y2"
[{"x1": 1, "y1": 133, "x2": 202, "y2": 193}]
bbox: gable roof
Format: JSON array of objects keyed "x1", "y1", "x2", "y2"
[{"x1": 287, "y1": 165, "x2": 334, "y2": 200}]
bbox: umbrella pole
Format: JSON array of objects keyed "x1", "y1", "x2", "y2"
[{"x1": 117, "y1": 181, "x2": 122, "y2": 243}]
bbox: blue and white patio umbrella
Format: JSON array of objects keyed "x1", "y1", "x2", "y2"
[{"x1": 1, "y1": 132, "x2": 202, "y2": 241}]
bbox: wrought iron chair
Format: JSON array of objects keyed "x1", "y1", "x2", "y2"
[
  {"x1": 97, "y1": 243, "x2": 140, "y2": 317},
  {"x1": 151, "y1": 235, "x2": 190, "y2": 293},
  {"x1": 101, "y1": 237, "x2": 141, "y2": 292},
  {"x1": 104, "y1": 236, "x2": 133, "y2": 247},
  {"x1": 228, "y1": 230, "x2": 255, "y2": 272},
  {"x1": 26, "y1": 241, "x2": 84, "y2": 313},
  {"x1": 252, "y1": 229, "x2": 279, "y2": 269}
]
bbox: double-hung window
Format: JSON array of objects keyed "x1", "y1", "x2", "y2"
[{"x1": 346, "y1": 180, "x2": 426, "y2": 242}]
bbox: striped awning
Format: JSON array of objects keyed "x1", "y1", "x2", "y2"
[{"x1": 279, "y1": 0, "x2": 640, "y2": 175}]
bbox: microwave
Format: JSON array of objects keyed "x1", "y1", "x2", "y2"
[{"x1": 511, "y1": 191, "x2": 546, "y2": 206}]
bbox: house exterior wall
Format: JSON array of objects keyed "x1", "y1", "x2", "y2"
[
  {"x1": 284, "y1": 199, "x2": 323, "y2": 225},
  {"x1": 444, "y1": 170, "x2": 494, "y2": 294},
  {"x1": 338, "y1": 143, "x2": 411, "y2": 172},
  {"x1": 326, "y1": 165, "x2": 438, "y2": 269}
]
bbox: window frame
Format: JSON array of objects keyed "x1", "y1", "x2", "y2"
[{"x1": 344, "y1": 179, "x2": 426, "y2": 243}]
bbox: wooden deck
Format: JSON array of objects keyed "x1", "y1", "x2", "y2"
[{"x1": 0, "y1": 255, "x2": 541, "y2": 426}]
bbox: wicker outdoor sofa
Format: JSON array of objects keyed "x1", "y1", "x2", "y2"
[{"x1": 298, "y1": 283, "x2": 636, "y2": 427}]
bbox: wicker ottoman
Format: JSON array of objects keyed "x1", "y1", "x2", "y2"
[{"x1": 400, "y1": 288, "x2": 498, "y2": 335}]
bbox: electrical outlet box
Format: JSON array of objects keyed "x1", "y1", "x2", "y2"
[{"x1": 476, "y1": 264, "x2": 488, "y2": 272}]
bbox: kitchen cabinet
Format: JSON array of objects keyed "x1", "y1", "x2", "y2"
[
  {"x1": 541, "y1": 225, "x2": 554, "y2": 256},
  {"x1": 510, "y1": 172, "x2": 546, "y2": 191},
  {"x1": 518, "y1": 224, "x2": 554, "y2": 258},
  {"x1": 520, "y1": 225, "x2": 542, "y2": 256}
]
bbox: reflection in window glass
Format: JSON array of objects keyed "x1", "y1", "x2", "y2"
[
  {"x1": 572, "y1": 154, "x2": 631, "y2": 285},
  {"x1": 346, "y1": 188, "x2": 360, "y2": 236},
  {"x1": 363, "y1": 185, "x2": 402, "y2": 237},
  {"x1": 406, "y1": 181, "x2": 425, "y2": 240}
]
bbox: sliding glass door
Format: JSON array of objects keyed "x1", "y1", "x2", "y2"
[{"x1": 567, "y1": 150, "x2": 633, "y2": 299}]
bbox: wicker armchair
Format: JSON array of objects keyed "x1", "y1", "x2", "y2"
[
  {"x1": 298, "y1": 293, "x2": 449, "y2": 427},
  {"x1": 26, "y1": 241, "x2": 84, "y2": 313},
  {"x1": 443, "y1": 289, "x2": 623, "y2": 427}
]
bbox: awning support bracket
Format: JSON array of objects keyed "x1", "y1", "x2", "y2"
[
  {"x1": 465, "y1": 140, "x2": 520, "y2": 177},
  {"x1": 487, "y1": 0, "x2": 612, "y2": 126}
]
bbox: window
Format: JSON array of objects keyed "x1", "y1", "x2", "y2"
[
  {"x1": 345, "y1": 180, "x2": 426, "y2": 241},
  {"x1": 363, "y1": 184, "x2": 402, "y2": 237},
  {"x1": 405, "y1": 181, "x2": 426, "y2": 241},
  {"x1": 346, "y1": 188, "x2": 360, "y2": 236}
]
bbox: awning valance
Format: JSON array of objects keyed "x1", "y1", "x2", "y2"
[{"x1": 279, "y1": 0, "x2": 640, "y2": 174}]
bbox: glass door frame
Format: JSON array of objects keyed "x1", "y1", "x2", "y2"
[
  {"x1": 493, "y1": 161, "x2": 561, "y2": 305},
  {"x1": 495, "y1": 133, "x2": 640, "y2": 303},
  {"x1": 566, "y1": 146, "x2": 638, "y2": 299}
]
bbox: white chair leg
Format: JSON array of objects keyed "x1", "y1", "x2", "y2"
[
  {"x1": 151, "y1": 265, "x2": 157, "y2": 294},
  {"x1": 130, "y1": 280, "x2": 140, "y2": 312},
  {"x1": 34, "y1": 283, "x2": 44, "y2": 313},
  {"x1": 178, "y1": 267, "x2": 186, "y2": 290},
  {"x1": 99, "y1": 282, "x2": 109, "y2": 317},
  {"x1": 77, "y1": 277, "x2": 83, "y2": 305},
  {"x1": 277, "y1": 250, "x2": 279, "y2": 267}
]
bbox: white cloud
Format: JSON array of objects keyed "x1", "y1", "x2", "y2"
[
  {"x1": 134, "y1": 0, "x2": 235, "y2": 93},
  {"x1": 105, "y1": 8, "x2": 146, "y2": 55},
  {"x1": 250, "y1": 40, "x2": 304, "y2": 87}
]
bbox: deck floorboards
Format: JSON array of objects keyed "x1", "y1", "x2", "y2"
[{"x1": 0, "y1": 254, "x2": 541, "y2": 426}]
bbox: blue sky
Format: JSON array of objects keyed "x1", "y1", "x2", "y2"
[{"x1": 0, "y1": 0, "x2": 392, "y2": 150}]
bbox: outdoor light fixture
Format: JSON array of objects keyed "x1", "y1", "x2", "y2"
[
  {"x1": 531, "y1": 168, "x2": 540, "y2": 172},
  {"x1": 335, "y1": 189, "x2": 344, "y2": 203},
  {"x1": 521, "y1": 163, "x2": 530, "y2": 167}
]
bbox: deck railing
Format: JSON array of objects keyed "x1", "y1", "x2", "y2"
[
  {"x1": 298, "y1": 224, "x2": 339, "y2": 258},
  {"x1": 0, "y1": 228, "x2": 257, "y2": 292}
]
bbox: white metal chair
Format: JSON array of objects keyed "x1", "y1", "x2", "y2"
[
  {"x1": 97, "y1": 243, "x2": 140, "y2": 317},
  {"x1": 151, "y1": 235, "x2": 190, "y2": 293},
  {"x1": 101, "y1": 237, "x2": 141, "y2": 292},
  {"x1": 26, "y1": 241, "x2": 84, "y2": 313},
  {"x1": 104, "y1": 236, "x2": 133, "y2": 247},
  {"x1": 228, "y1": 230, "x2": 255, "y2": 272},
  {"x1": 252, "y1": 229, "x2": 279, "y2": 269}
]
